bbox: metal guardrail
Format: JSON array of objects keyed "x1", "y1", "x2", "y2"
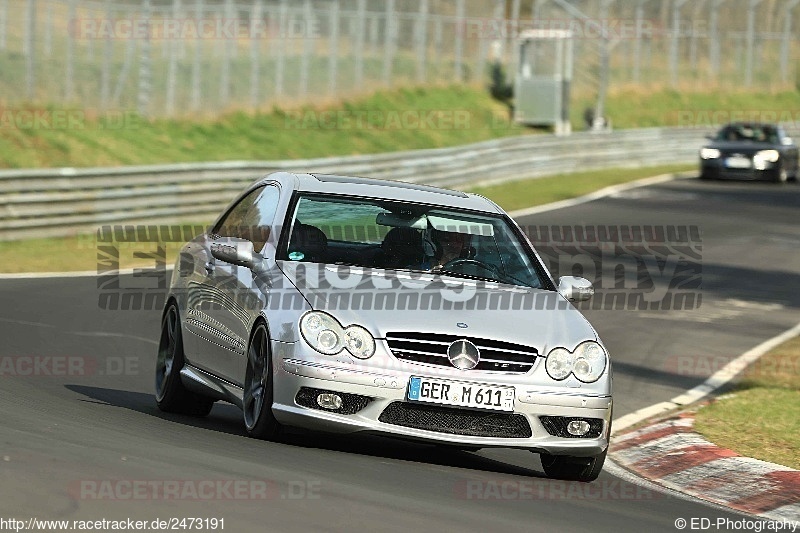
[{"x1": 0, "y1": 127, "x2": 712, "y2": 240}]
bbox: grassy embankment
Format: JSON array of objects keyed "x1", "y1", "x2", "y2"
[
  {"x1": 6, "y1": 85, "x2": 799, "y2": 272},
  {"x1": 693, "y1": 336, "x2": 800, "y2": 470},
  {"x1": 4, "y1": 86, "x2": 800, "y2": 168}
]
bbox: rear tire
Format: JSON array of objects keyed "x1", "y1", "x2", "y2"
[{"x1": 155, "y1": 303, "x2": 214, "y2": 416}]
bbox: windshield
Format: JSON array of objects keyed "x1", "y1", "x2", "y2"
[
  {"x1": 281, "y1": 194, "x2": 548, "y2": 289},
  {"x1": 715, "y1": 124, "x2": 778, "y2": 144}
]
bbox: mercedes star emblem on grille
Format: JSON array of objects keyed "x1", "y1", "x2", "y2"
[{"x1": 447, "y1": 339, "x2": 480, "y2": 370}]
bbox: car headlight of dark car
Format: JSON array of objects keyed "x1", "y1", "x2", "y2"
[
  {"x1": 300, "y1": 311, "x2": 376, "y2": 359},
  {"x1": 700, "y1": 148, "x2": 721, "y2": 159},
  {"x1": 545, "y1": 341, "x2": 607, "y2": 383},
  {"x1": 754, "y1": 149, "x2": 780, "y2": 163}
]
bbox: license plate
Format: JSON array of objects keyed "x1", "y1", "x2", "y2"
[
  {"x1": 725, "y1": 156, "x2": 751, "y2": 169},
  {"x1": 407, "y1": 376, "x2": 515, "y2": 412}
]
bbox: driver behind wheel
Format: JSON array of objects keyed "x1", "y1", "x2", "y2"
[{"x1": 424, "y1": 227, "x2": 473, "y2": 271}]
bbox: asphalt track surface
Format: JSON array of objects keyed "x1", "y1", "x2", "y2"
[{"x1": 1, "y1": 178, "x2": 798, "y2": 532}]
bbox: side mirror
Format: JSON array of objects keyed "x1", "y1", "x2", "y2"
[
  {"x1": 557, "y1": 276, "x2": 594, "y2": 302},
  {"x1": 705, "y1": 134, "x2": 715, "y2": 141},
  {"x1": 210, "y1": 239, "x2": 258, "y2": 270}
]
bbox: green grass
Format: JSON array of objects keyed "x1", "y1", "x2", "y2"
[
  {"x1": 0, "y1": 86, "x2": 526, "y2": 168},
  {"x1": 571, "y1": 88, "x2": 800, "y2": 130},
  {"x1": 466, "y1": 164, "x2": 693, "y2": 212},
  {"x1": 693, "y1": 336, "x2": 800, "y2": 470},
  {"x1": 5, "y1": 86, "x2": 800, "y2": 169},
  {"x1": 0, "y1": 165, "x2": 691, "y2": 273}
]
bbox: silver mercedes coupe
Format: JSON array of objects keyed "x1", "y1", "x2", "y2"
[{"x1": 155, "y1": 172, "x2": 613, "y2": 482}]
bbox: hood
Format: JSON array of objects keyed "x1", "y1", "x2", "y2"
[
  {"x1": 279, "y1": 262, "x2": 598, "y2": 354},
  {"x1": 705, "y1": 140, "x2": 775, "y2": 154}
]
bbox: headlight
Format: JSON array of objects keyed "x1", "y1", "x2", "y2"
[
  {"x1": 299, "y1": 311, "x2": 376, "y2": 359},
  {"x1": 700, "y1": 148, "x2": 721, "y2": 159},
  {"x1": 343, "y1": 325, "x2": 376, "y2": 359},
  {"x1": 754, "y1": 149, "x2": 780, "y2": 163},
  {"x1": 545, "y1": 342, "x2": 607, "y2": 383},
  {"x1": 300, "y1": 312, "x2": 343, "y2": 355},
  {"x1": 545, "y1": 347, "x2": 574, "y2": 380},
  {"x1": 572, "y1": 342, "x2": 607, "y2": 382}
]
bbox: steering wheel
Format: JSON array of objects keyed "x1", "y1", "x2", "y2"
[{"x1": 441, "y1": 258, "x2": 500, "y2": 277}]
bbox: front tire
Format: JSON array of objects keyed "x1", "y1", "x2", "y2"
[
  {"x1": 540, "y1": 447, "x2": 608, "y2": 482},
  {"x1": 155, "y1": 303, "x2": 214, "y2": 416},
  {"x1": 540, "y1": 415, "x2": 611, "y2": 482},
  {"x1": 243, "y1": 322, "x2": 282, "y2": 440}
]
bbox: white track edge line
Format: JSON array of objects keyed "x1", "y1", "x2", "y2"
[
  {"x1": 612, "y1": 321, "x2": 800, "y2": 435},
  {"x1": 0, "y1": 265, "x2": 174, "y2": 280}
]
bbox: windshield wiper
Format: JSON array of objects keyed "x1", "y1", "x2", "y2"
[
  {"x1": 434, "y1": 267, "x2": 534, "y2": 288},
  {"x1": 433, "y1": 268, "x2": 504, "y2": 285}
]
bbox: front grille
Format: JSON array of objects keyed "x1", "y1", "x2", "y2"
[
  {"x1": 386, "y1": 332, "x2": 537, "y2": 373},
  {"x1": 539, "y1": 416, "x2": 604, "y2": 438},
  {"x1": 379, "y1": 402, "x2": 532, "y2": 438},
  {"x1": 295, "y1": 387, "x2": 371, "y2": 415}
]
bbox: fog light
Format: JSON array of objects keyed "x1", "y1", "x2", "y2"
[
  {"x1": 316, "y1": 393, "x2": 343, "y2": 410},
  {"x1": 567, "y1": 420, "x2": 591, "y2": 436}
]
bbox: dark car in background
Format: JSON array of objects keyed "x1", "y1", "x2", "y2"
[{"x1": 699, "y1": 122, "x2": 799, "y2": 183}]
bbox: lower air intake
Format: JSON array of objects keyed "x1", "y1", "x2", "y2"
[{"x1": 379, "y1": 402, "x2": 532, "y2": 438}]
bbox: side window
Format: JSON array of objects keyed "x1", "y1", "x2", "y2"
[{"x1": 213, "y1": 186, "x2": 280, "y2": 251}]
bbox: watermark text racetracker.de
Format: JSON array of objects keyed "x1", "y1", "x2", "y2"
[
  {"x1": 673, "y1": 517, "x2": 798, "y2": 532},
  {"x1": 674, "y1": 109, "x2": 800, "y2": 130},
  {"x1": 0, "y1": 517, "x2": 225, "y2": 531},
  {"x1": 70, "y1": 479, "x2": 321, "y2": 501},
  {"x1": 456, "y1": 478, "x2": 662, "y2": 501},
  {"x1": 0, "y1": 355, "x2": 138, "y2": 378},
  {"x1": 70, "y1": 16, "x2": 322, "y2": 40},
  {"x1": 93, "y1": 224, "x2": 702, "y2": 312},
  {"x1": 282, "y1": 109, "x2": 475, "y2": 131},
  {"x1": 661, "y1": 353, "x2": 800, "y2": 379},
  {"x1": 0, "y1": 108, "x2": 141, "y2": 130}
]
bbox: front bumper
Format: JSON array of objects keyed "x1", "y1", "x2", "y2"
[
  {"x1": 272, "y1": 345, "x2": 612, "y2": 457},
  {"x1": 700, "y1": 159, "x2": 781, "y2": 181}
]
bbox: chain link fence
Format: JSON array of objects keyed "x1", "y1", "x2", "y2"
[{"x1": 1, "y1": 0, "x2": 798, "y2": 119}]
